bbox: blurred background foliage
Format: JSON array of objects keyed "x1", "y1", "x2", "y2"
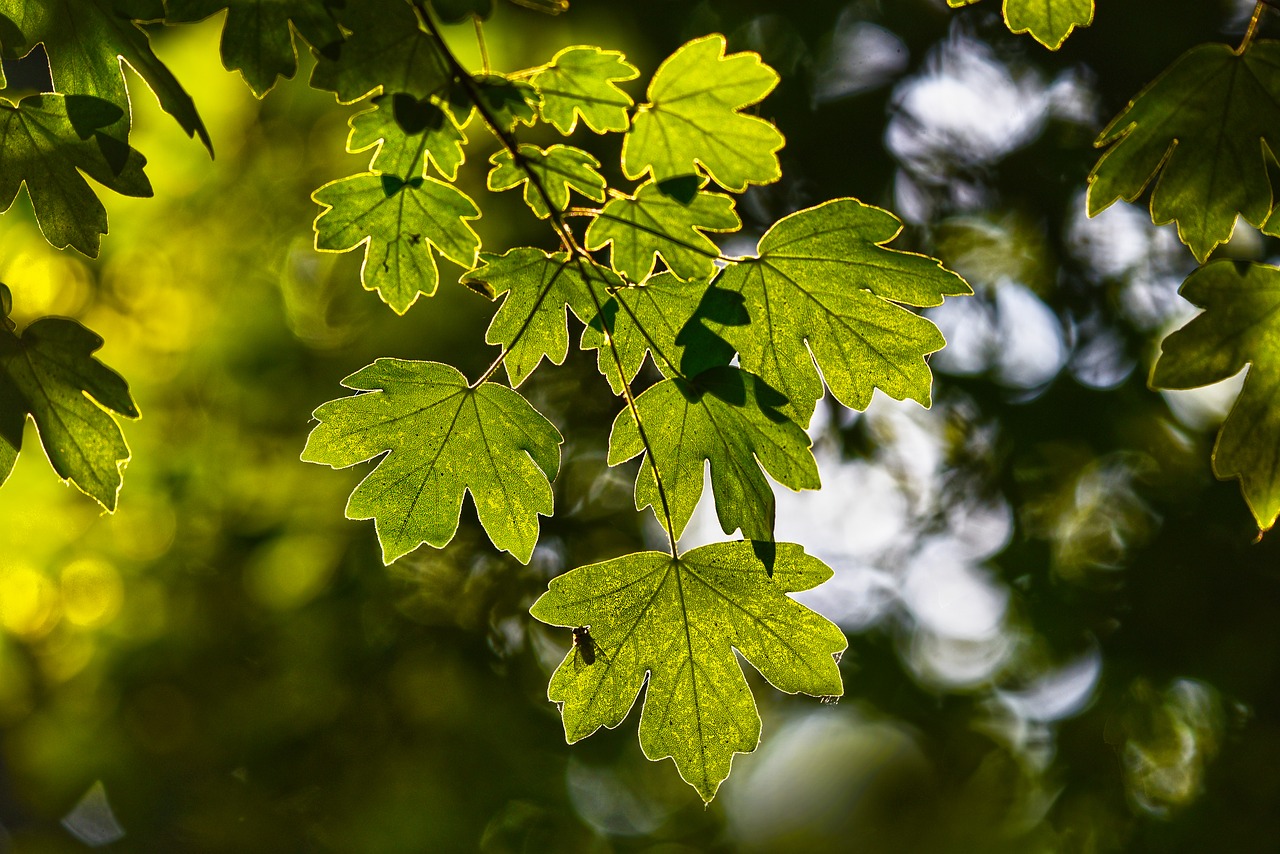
[{"x1": 3, "y1": 0, "x2": 1280, "y2": 850}]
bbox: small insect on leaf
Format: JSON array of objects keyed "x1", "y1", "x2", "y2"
[{"x1": 572, "y1": 625, "x2": 604, "y2": 667}]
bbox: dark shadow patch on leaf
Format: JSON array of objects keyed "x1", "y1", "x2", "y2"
[
  {"x1": 389, "y1": 93, "x2": 446, "y2": 135},
  {"x1": 751, "y1": 539, "x2": 777, "y2": 577},
  {"x1": 677, "y1": 284, "x2": 745, "y2": 376},
  {"x1": 656, "y1": 175, "x2": 702, "y2": 205},
  {"x1": 65, "y1": 95, "x2": 123, "y2": 139}
]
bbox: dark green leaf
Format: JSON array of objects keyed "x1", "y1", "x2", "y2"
[
  {"x1": 165, "y1": 0, "x2": 342, "y2": 97},
  {"x1": 609, "y1": 366, "x2": 819, "y2": 541},
  {"x1": 311, "y1": 1, "x2": 451, "y2": 103},
  {"x1": 530, "y1": 540, "x2": 846, "y2": 802},
  {"x1": 1150, "y1": 261, "x2": 1280, "y2": 531},
  {"x1": 529, "y1": 45, "x2": 638, "y2": 134},
  {"x1": 0, "y1": 94, "x2": 152, "y2": 257},
  {"x1": 623, "y1": 34, "x2": 782, "y2": 192},
  {"x1": 301, "y1": 359, "x2": 562, "y2": 563},
  {"x1": 710, "y1": 199, "x2": 970, "y2": 424},
  {"x1": 312, "y1": 173, "x2": 481, "y2": 315},
  {"x1": 0, "y1": 312, "x2": 139, "y2": 509},
  {"x1": 1088, "y1": 41, "x2": 1280, "y2": 263},
  {"x1": 0, "y1": 0, "x2": 211, "y2": 150}
]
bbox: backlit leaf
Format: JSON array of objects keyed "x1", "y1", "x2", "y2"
[
  {"x1": 348, "y1": 93, "x2": 468, "y2": 180},
  {"x1": 473, "y1": 75, "x2": 540, "y2": 131},
  {"x1": 461, "y1": 249, "x2": 620, "y2": 386},
  {"x1": 487, "y1": 144, "x2": 605, "y2": 219},
  {"x1": 301, "y1": 359, "x2": 562, "y2": 563},
  {"x1": 1088, "y1": 41, "x2": 1280, "y2": 263},
  {"x1": 609, "y1": 366, "x2": 819, "y2": 542},
  {"x1": 0, "y1": 296, "x2": 139, "y2": 510},
  {"x1": 530, "y1": 45, "x2": 638, "y2": 134},
  {"x1": 165, "y1": 0, "x2": 342, "y2": 97},
  {"x1": 312, "y1": 173, "x2": 481, "y2": 315},
  {"x1": 0, "y1": 0, "x2": 211, "y2": 150},
  {"x1": 530, "y1": 540, "x2": 846, "y2": 802},
  {"x1": 0, "y1": 94, "x2": 152, "y2": 257},
  {"x1": 1150, "y1": 261, "x2": 1280, "y2": 531},
  {"x1": 710, "y1": 199, "x2": 970, "y2": 425},
  {"x1": 946, "y1": 0, "x2": 1093, "y2": 50},
  {"x1": 579, "y1": 272, "x2": 743, "y2": 395},
  {"x1": 584, "y1": 178, "x2": 739, "y2": 283},
  {"x1": 623, "y1": 34, "x2": 783, "y2": 192}
]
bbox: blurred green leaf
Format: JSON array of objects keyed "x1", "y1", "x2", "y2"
[
  {"x1": 1151, "y1": 261, "x2": 1280, "y2": 531},
  {"x1": 0, "y1": 313, "x2": 139, "y2": 510},
  {"x1": 623, "y1": 34, "x2": 782, "y2": 192},
  {"x1": 312, "y1": 173, "x2": 480, "y2": 315},
  {"x1": 947, "y1": 0, "x2": 1093, "y2": 49},
  {"x1": 710, "y1": 199, "x2": 970, "y2": 425},
  {"x1": 609, "y1": 366, "x2": 819, "y2": 541},
  {"x1": 529, "y1": 45, "x2": 637, "y2": 134},
  {"x1": 530, "y1": 540, "x2": 845, "y2": 802},
  {"x1": 0, "y1": 94, "x2": 152, "y2": 257},
  {"x1": 0, "y1": 0, "x2": 211, "y2": 150},
  {"x1": 165, "y1": 0, "x2": 342, "y2": 97},
  {"x1": 301, "y1": 359, "x2": 562, "y2": 563},
  {"x1": 487, "y1": 144, "x2": 605, "y2": 219},
  {"x1": 1088, "y1": 41, "x2": 1280, "y2": 263},
  {"x1": 585, "y1": 179, "x2": 739, "y2": 283},
  {"x1": 348, "y1": 93, "x2": 469, "y2": 180},
  {"x1": 429, "y1": 0, "x2": 493, "y2": 23},
  {"x1": 461, "y1": 248, "x2": 620, "y2": 386}
]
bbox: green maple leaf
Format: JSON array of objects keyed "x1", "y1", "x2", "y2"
[
  {"x1": 301, "y1": 359, "x2": 562, "y2": 564},
  {"x1": 312, "y1": 173, "x2": 480, "y2": 315},
  {"x1": 580, "y1": 272, "x2": 746, "y2": 394},
  {"x1": 461, "y1": 249, "x2": 621, "y2": 387},
  {"x1": 310, "y1": 1, "x2": 450, "y2": 104},
  {"x1": 348, "y1": 94, "x2": 468, "y2": 180},
  {"x1": 529, "y1": 540, "x2": 846, "y2": 802},
  {"x1": 165, "y1": 0, "x2": 342, "y2": 97},
  {"x1": 623, "y1": 34, "x2": 783, "y2": 192},
  {"x1": 710, "y1": 199, "x2": 970, "y2": 425},
  {"x1": 947, "y1": 0, "x2": 1093, "y2": 50},
  {"x1": 0, "y1": 286, "x2": 139, "y2": 510},
  {"x1": 1150, "y1": 261, "x2": 1280, "y2": 531},
  {"x1": 1088, "y1": 41, "x2": 1280, "y2": 263},
  {"x1": 529, "y1": 45, "x2": 638, "y2": 134},
  {"x1": 585, "y1": 179, "x2": 739, "y2": 283},
  {"x1": 0, "y1": 94, "x2": 152, "y2": 257},
  {"x1": 0, "y1": 0, "x2": 211, "y2": 151},
  {"x1": 487, "y1": 144, "x2": 606, "y2": 220},
  {"x1": 610, "y1": 366, "x2": 819, "y2": 542}
]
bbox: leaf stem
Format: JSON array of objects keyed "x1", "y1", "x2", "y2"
[
  {"x1": 473, "y1": 17, "x2": 491, "y2": 74},
  {"x1": 416, "y1": 2, "x2": 682, "y2": 557},
  {"x1": 1239, "y1": 1, "x2": 1267, "y2": 54}
]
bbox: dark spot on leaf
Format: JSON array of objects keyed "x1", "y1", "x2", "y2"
[
  {"x1": 389, "y1": 93, "x2": 446, "y2": 135},
  {"x1": 380, "y1": 175, "x2": 407, "y2": 196},
  {"x1": 750, "y1": 539, "x2": 777, "y2": 576}
]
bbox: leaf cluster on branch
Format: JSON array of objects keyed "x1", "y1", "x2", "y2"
[{"x1": 3, "y1": 0, "x2": 1280, "y2": 800}]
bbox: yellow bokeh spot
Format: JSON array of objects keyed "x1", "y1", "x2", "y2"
[
  {"x1": 0, "y1": 248, "x2": 94, "y2": 321},
  {"x1": 0, "y1": 565, "x2": 61, "y2": 639},
  {"x1": 244, "y1": 533, "x2": 342, "y2": 611},
  {"x1": 61, "y1": 558, "x2": 125, "y2": 628}
]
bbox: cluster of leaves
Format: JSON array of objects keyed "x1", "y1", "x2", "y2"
[{"x1": 5, "y1": 0, "x2": 1280, "y2": 800}]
